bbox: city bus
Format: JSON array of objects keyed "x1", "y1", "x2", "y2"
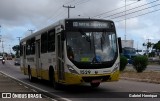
[{"x1": 20, "y1": 18, "x2": 122, "y2": 89}]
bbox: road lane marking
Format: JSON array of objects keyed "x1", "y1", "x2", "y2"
[
  {"x1": 24, "y1": 86, "x2": 29, "y2": 89},
  {"x1": 141, "y1": 91, "x2": 147, "y2": 92},
  {"x1": 0, "y1": 71, "x2": 72, "y2": 101}
]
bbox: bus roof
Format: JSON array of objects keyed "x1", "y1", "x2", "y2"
[{"x1": 20, "y1": 18, "x2": 114, "y2": 43}]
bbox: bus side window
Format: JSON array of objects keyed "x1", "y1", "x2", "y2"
[{"x1": 41, "y1": 32, "x2": 48, "y2": 53}]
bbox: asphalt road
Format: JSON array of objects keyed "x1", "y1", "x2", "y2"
[{"x1": 0, "y1": 60, "x2": 160, "y2": 101}]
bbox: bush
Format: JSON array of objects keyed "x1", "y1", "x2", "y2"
[
  {"x1": 120, "y1": 55, "x2": 128, "y2": 71},
  {"x1": 132, "y1": 56, "x2": 148, "y2": 73}
]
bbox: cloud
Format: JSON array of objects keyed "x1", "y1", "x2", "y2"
[
  {"x1": 0, "y1": 0, "x2": 61, "y2": 27},
  {"x1": 0, "y1": 0, "x2": 159, "y2": 52}
]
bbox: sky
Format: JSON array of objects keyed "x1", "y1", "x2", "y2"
[{"x1": 0, "y1": 0, "x2": 160, "y2": 53}]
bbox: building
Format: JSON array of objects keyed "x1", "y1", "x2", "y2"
[{"x1": 121, "y1": 40, "x2": 134, "y2": 48}]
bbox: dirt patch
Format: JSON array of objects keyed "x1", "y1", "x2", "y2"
[{"x1": 120, "y1": 70, "x2": 160, "y2": 84}]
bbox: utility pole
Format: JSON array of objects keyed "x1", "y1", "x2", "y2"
[
  {"x1": 17, "y1": 37, "x2": 21, "y2": 58},
  {"x1": 28, "y1": 29, "x2": 34, "y2": 34},
  {"x1": 0, "y1": 25, "x2": 1, "y2": 42},
  {"x1": 2, "y1": 40, "x2": 4, "y2": 54},
  {"x1": 17, "y1": 37, "x2": 21, "y2": 44},
  {"x1": 0, "y1": 35, "x2": 1, "y2": 43},
  {"x1": 0, "y1": 25, "x2": 1, "y2": 34},
  {"x1": 63, "y1": 5, "x2": 75, "y2": 18},
  {"x1": 9, "y1": 45, "x2": 11, "y2": 54}
]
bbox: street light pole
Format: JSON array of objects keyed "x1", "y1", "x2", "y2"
[{"x1": 2, "y1": 40, "x2": 4, "y2": 54}]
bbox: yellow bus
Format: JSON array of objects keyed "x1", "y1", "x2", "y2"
[{"x1": 20, "y1": 18, "x2": 122, "y2": 89}]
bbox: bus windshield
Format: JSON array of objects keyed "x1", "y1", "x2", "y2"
[{"x1": 66, "y1": 31, "x2": 117, "y2": 63}]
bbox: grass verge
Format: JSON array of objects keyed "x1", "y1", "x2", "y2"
[{"x1": 120, "y1": 70, "x2": 160, "y2": 84}]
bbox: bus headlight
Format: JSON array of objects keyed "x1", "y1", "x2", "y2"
[
  {"x1": 112, "y1": 63, "x2": 120, "y2": 73},
  {"x1": 67, "y1": 65, "x2": 79, "y2": 74}
]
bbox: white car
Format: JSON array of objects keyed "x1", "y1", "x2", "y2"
[
  {"x1": 0, "y1": 56, "x2": 3, "y2": 61},
  {"x1": 14, "y1": 58, "x2": 20, "y2": 65}
]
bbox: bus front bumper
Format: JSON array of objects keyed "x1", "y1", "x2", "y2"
[{"x1": 64, "y1": 70, "x2": 119, "y2": 85}]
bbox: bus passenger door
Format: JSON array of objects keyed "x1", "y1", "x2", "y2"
[
  {"x1": 56, "y1": 33, "x2": 65, "y2": 81},
  {"x1": 35, "y1": 40, "x2": 41, "y2": 77}
]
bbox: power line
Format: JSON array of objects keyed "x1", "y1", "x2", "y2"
[
  {"x1": 34, "y1": 0, "x2": 160, "y2": 31},
  {"x1": 48, "y1": 0, "x2": 89, "y2": 22},
  {"x1": 115, "y1": 7, "x2": 160, "y2": 22},
  {"x1": 36, "y1": 0, "x2": 90, "y2": 28},
  {"x1": 63, "y1": 0, "x2": 76, "y2": 5},
  {"x1": 93, "y1": 0, "x2": 140, "y2": 18},
  {"x1": 102, "y1": 0, "x2": 160, "y2": 19},
  {"x1": 110, "y1": 3, "x2": 160, "y2": 20},
  {"x1": 74, "y1": 0, "x2": 90, "y2": 6},
  {"x1": 93, "y1": 0, "x2": 159, "y2": 19},
  {"x1": 50, "y1": 9, "x2": 67, "y2": 21}
]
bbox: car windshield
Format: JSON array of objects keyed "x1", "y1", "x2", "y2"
[{"x1": 66, "y1": 31, "x2": 117, "y2": 63}]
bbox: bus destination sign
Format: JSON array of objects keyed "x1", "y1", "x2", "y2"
[{"x1": 72, "y1": 21, "x2": 110, "y2": 28}]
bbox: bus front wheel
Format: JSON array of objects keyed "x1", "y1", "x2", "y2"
[{"x1": 90, "y1": 82, "x2": 100, "y2": 87}]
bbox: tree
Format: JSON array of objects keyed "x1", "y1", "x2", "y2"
[
  {"x1": 143, "y1": 42, "x2": 154, "y2": 54},
  {"x1": 12, "y1": 45, "x2": 20, "y2": 58},
  {"x1": 153, "y1": 40, "x2": 160, "y2": 51}
]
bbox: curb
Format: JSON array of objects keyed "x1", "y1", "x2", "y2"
[
  {"x1": 120, "y1": 77, "x2": 160, "y2": 84},
  {"x1": 0, "y1": 71, "x2": 71, "y2": 101}
]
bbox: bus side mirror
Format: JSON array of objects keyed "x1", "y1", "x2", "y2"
[
  {"x1": 118, "y1": 37, "x2": 122, "y2": 53},
  {"x1": 61, "y1": 30, "x2": 66, "y2": 41}
]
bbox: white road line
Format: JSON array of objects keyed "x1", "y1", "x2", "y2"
[
  {"x1": 24, "y1": 86, "x2": 29, "y2": 89},
  {"x1": 141, "y1": 91, "x2": 147, "y2": 92},
  {"x1": 0, "y1": 71, "x2": 72, "y2": 101}
]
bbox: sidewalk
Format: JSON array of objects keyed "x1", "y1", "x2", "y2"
[
  {"x1": 0, "y1": 72, "x2": 52, "y2": 101},
  {"x1": 125, "y1": 64, "x2": 160, "y2": 71}
]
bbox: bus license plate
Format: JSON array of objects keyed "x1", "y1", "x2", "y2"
[{"x1": 92, "y1": 80, "x2": 101, "y2": 83}]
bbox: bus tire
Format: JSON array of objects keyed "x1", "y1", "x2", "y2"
[
  {"x1": 49, "y1": 67, "x2": 59, "y2": 90},
  {"x1": 28, "y1": 67, "x2": 34, "y2": 82},
  {"x1": 90, "y1": 82, "x2": 100, "y2": 87}
]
